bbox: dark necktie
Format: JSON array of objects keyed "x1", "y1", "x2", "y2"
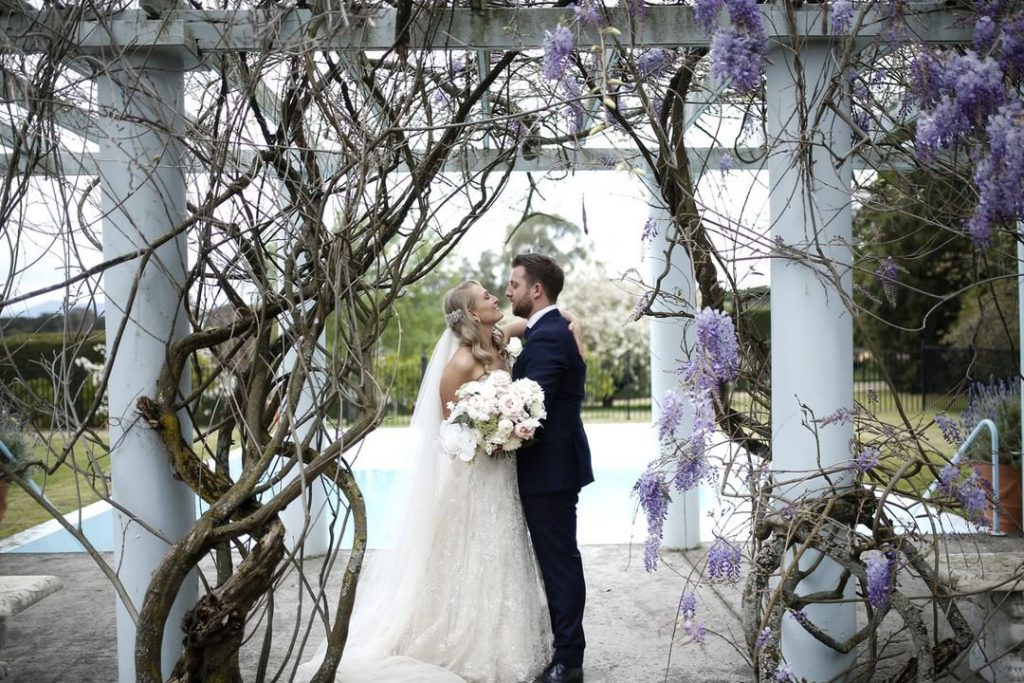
[{"x1": 523, "y1": 325, "x2": 533, "y2": 340}]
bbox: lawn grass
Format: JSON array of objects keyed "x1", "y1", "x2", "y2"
[{"x1": 0, "y1": 431, "x2": 110, "y2": 539}]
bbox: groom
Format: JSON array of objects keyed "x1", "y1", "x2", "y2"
[{"x1": 506, "y1": 253, "x2": 594, "y2": 683}]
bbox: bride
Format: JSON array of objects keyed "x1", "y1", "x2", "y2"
[{"x1": 297, "y1": 280, "x2": 579, "y2": 683}]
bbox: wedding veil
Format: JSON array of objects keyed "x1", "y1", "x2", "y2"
[
  {"x1": 345, "y1": 327, "x2": 459, "y2": 648},
  {"x1": 297, "y1": 329, "x2": 461, "y2": 680}
]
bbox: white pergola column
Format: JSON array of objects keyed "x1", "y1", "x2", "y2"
[
  {"x1": 98, "y1": 52, "x2": 197, "y2": 681},
  {"x1": 645, "y1": 181, "x2": 701, "y2": 549},
  {"x1": 766, "y1": 42, "x2": 856, "y2": 680}
]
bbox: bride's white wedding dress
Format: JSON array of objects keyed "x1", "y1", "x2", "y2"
[{"x1": 296, "y1": 330, "x2": 551, "y2": 683}]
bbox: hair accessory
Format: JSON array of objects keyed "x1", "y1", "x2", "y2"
[{"x1": 445, "y1": 310, "x2": 464, "y2": 328}]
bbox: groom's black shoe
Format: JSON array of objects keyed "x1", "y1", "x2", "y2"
[{"x1": 532, "y1": 663, "x2": 583, "y2": 683}]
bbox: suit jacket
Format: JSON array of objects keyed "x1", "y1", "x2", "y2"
[{"x1": 512, "y1": 309, "x2": 594, "y2": 495}]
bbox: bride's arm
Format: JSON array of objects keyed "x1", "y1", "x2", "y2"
[
  {"x1": 500, "y1": 309, "x2": 583, "y2": 351},
  {"x1": 501, "y1": 318, "x2": 527, "y2": 339},
  {"x1": 560, "y1": 309, "x2": 585, "y2": 357}
]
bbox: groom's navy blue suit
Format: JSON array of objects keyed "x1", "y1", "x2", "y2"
[{"x1": 513, "y1": 309, "x2": 594, "y2": 670}]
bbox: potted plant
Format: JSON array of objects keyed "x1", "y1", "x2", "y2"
[{"x1": 961, "y1": 379, "x2": 1023, "y2": 532}]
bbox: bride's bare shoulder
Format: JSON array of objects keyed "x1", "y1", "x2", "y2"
[
  {"x1": 440, "y1": 347, "x2": 479, "y2": 415},
  {"x1": 441, "y1": 348, "x2": 476, "y2": 387}
]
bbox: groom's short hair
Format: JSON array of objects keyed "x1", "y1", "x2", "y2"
[{"x1": 512, "y1": 253, "x2": 564, "y2": 302}]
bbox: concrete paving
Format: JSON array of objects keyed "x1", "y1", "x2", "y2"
[{"x1": 0, "y1": 545, "x2": 752, "y2": 683}]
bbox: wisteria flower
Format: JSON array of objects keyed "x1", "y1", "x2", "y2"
[
  {"x1": 849, "y1": 447, "x2": 880, "y2": 474},
  {"x1": 725, "y1": 0, "x2": 761, "y2": 33},
  {"x1": 969, "y1": 100, "x2": 1024, "y2": 246},
  {"x1": 678, "y1": 591, "x2": 707, "y2": 643},
  {"x1": 634, "y1": 469, "x2": 670, "y2": 571},
  {"x1": 937, "y1": 462, "x2": 991, "y2": 525},
  {"x1": 710, "y1": 27, "x2": 764, "y2": 94},
  {"x1": 773, "y1": 663, "x2": 797, "y2": 682},
  {"x1": 864, "y1": 549, "x2": 894, "y2": 611},
  {"x1": 935, "y1": 413, "x2": 961, "y2": 445},
  {"x1": 637, "y1": 48, "x2": 672, "y2": 80},
  {"x1": 684, "y1": 308, "x2": 740, "y2": 390},
  {"x1": 658, "y1": 390, "x2": 687, "y2": 441},
  {"x1": 706, "y1": 537, "x2": 742, "y2": 584},
  {"x1": 572, "y1": 0, "x2": 602, "y2": 26},
  {"x1": 831, "y1": 0, "x2": 853, "y2": 35},
  {"x1": 875, "y1": 256, "x2": 898, "y2": 305},
  {"x1": 641, "y1": 216, "x2": 659, "y2": 243},
  {"x1": 628, "y1": 290, "x2": 654, "y2": 323},
  {"x1": 543, "y1": 26, "x2": 575, "y2": 81},
  {"x1": 975, "y1": 15, "x2": 997, "y2": 53},
  {"x1": 674, "y1": 453, "x2": 709, "y2": 492},
  {"x1": 1000, "y1": 15, "x2": 1024, "y2": 75},
  {"x1": 693, "y1": 0, "x2": 724, "y2": 33}
]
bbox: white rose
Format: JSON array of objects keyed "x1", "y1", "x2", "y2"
[
  {"x1": 498, "y1": 393, "x2": 525, "y2": 419},
  {"x1": 466, "y1": 395, "x2": 493, "y2": 422},
  {"x1": 477, "y1": 379, "x2": 498, "y2": 402},
  {"x1": 457, "y1": 380, "x2": 482, "y2": 398},
  {"x1": 514, "y1": 421, "x2": 537, "y2": 440},
  {"x1": 496, "y1": 418, "x2": 514, "y2": 440},
  {"x1": 505, "y1": 337, "x2": 523, "y2": 359}
]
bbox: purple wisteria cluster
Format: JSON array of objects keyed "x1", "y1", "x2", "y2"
[
  {"x1": 864, "y1": 549, "x2": 896, "y2": 611},
  {"x1": 634, "y1": 468, "x2": 670, "y2": 571},
  {"x1": 694, "y1": 0, "x2": 767, "y2": 94},
  {"x1": 635, "y1": 307, "x2": 740, "y2": 572},
  {"x1": 874, "y1": 256, "x2": 899, "y2": 306},
  {"x1": 637, "y1": 48, "x2": 673, "y2": 81},
  {"x1": 909, "y1": 4, "x2": 1024, "y2": 245},
  {"x1": 543, "y1": 26, "x2": 575, "y2": 81},
  {"x1": 773, "y1": 663, "x2": 797, "y2": 683},
  {"x1": 831, "y1": 0, "x2": 854, "y2": 35},
  {"x1": 706, "y1": 537, "x2": 742, "y2": 584},
  {"x1": 573, "y1": 0, "x2": 601, "y2": 26},
  {"x1": 935, "y1": 412, "x2": 962, "y2": 445},
  {"x1": 937, "y1": 463, "x2": 990, "y2": 525},
  {"x1": 685, "y1": 307, "x2": 741, "y2": 391},
  {"x1": 848, "y1": 446, "x2": 880, "y2": 475},
  {"x1": 679, "y1": 591, "x2": 707, "y2": 644}
]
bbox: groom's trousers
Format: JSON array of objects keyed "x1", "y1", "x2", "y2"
[{"x1": 521, "y1": 490, "x2": 586, "y2": 668}]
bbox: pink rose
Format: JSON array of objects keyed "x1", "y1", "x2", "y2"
[{"x1": 514, "y1": 423, "x2": 536, "y2": 439}]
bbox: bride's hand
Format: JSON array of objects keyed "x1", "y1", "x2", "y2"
[{"x1": 560, "y1": 309, "x2": 585, "y2": 357}]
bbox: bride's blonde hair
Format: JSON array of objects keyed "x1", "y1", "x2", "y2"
[{"x1": 444, "y1": 280, "x2": 504, "y2": 369}]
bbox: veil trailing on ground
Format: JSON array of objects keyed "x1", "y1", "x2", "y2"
[
  {"x1": 296, "y1": 329, "x2": 463, "y2": 682},
  {"x1": 344, "y1": 328, "x2": 459, "y2": 646}
]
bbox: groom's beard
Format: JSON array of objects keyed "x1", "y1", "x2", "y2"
[{"x1": 511, "y1": 299, "x2": 531, "y2": 319}]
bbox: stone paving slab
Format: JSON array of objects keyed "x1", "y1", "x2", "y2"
[{"x1": 0, "y1": 545, "x2": 751, "y2": 683}]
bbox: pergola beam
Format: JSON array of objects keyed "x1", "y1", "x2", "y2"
[
  {"x1": 0, "y1": 142, "x2": 923, "y2": 178},
  {"x1": 0, "y1": 4, "x2": 973, "y2": 56}
]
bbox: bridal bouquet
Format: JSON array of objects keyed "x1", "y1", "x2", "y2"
[{"x1": 440, "y1": 370, "x2": 546, "y2": 462}]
